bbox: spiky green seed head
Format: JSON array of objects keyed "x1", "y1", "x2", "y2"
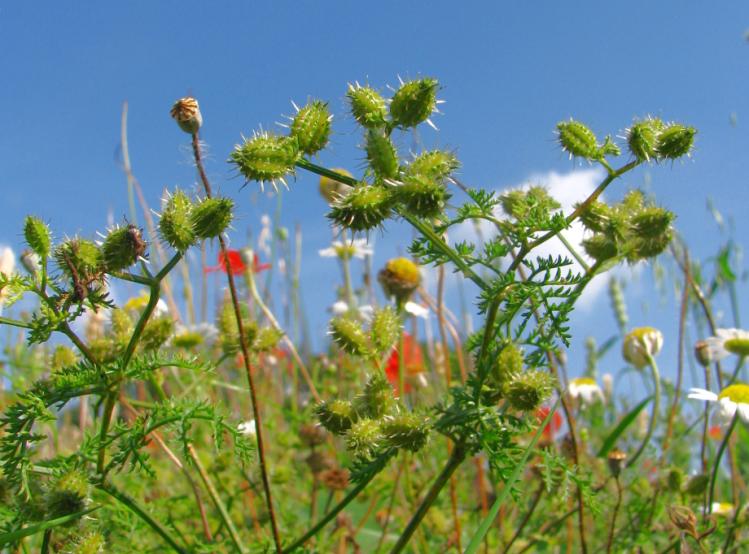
[
  {"x1": 627, "y1": 117, "x2": 665, "y2": 162},
  {"x1": 101, "y1": 225, "x2": 146, "y2": 272},
  {"x1": 110, "y1": 308, "x2": 133, "y2": 341},
  {"x1": 60, "y1": 531, "x2": 106, "y2": 554},
  {"x1": 556, "y1": 120, "x2": 600, "y2": 160},
  {"x1": 405, "y1": 150, "x2": 460, "y2": 182},
  {"x1": 230, "y1": 132, "x2": 299, "y2": 184},
  {"x1": 390, "y1": 78, "x2": 439, "y2": 128},
  {"x1": 217, "y1": 299, "x2": 257, "y2": 354},
  {"x1": 45, "y1": 469, "x2": 89, "y2": 520},
  {"x1": 684, "y1": 474, "x2": 709, "y2": 496},
  {"x1": 630, "y1": 206, "x2": 674, "y2": 240},
  {"x1": 626, "y1": 231, "x2": 673, "y2": 262},
  {"x1": 485, "y1": 342, "x2": 524, "y2": 401},
  {"x1": 159, "y1": 189, "x2": 195, "y2": 251},
  {"x1": 347, "y1": 84, "x2": 388, "y2": 129},
  {"x1": 24, "y1": 216, "x2": 51, "y2": 258},
  {"x1": 578, "y1": 200, "x2": 611, "y2": 233},
  {"x1": 583, "y1": 234, "x2": 618, "y2": 262},
  {"x1": 329, "y1": 317, "x2": 370, "y2": 357},
  {"x1": 55, "y1": 239, "x2": 102, "y2": 279},
  {"x1": 506, "y1": 369, "x2": 556, "y2": 412},
  {"x1": 346, "y1": 418, "x2": 382, "y2": 459},
  {"x1": 253, "y1": 327, "x2": 284, "y2": 353},
  {"x1": 656, "y1": 124, "x2": 696, "y2": 160},
  {"x1": 88, "y1": 337, "x2": 119, "y2": 363},
  {"x1": 316, "y1": 399, "x2": 356, "y2": 435},
  {"x1": 355, "y1": 372, "x2": 396, "y2": 419},
  {"x1": 392, "y1": 174, "x2": 450, "y2": 219},
  {"x1": 327, "y1": 185, "x2": 393, "y2": 231},
  {"x1": 381, "y1": 412, "x2": 430, "y2": 452},
  {"x1": 290, "y1": 100, "x2": 332, "y2": 155},
  {"x1": 500, "y1": 187, "x2": 560, "y2": 220},
  {"x1": 319, "y1": 168, "x2": 354, "y2": 203},
  {"x1": 51, "y1": 345, "x2": 78, "y2": 371},
  {"x1": 140, "y1": 317, "x2": 174, "y2": 351},
  {"x1": 369, "y1": 306, "x2": 401, "y2": 354},
  {"x1": 378, "y1": 257, "x2": 420, "y2": 301},
  {"x1": 365, "y1": 130, "x2": 399, "y2": 180},
  {"x1": 190, "y1": 197, "x2": 233, "y2": 239}
]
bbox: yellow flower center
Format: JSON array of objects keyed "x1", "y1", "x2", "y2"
[
  {"x1": 718, "y1": 383, "x2": 749, "y2": 404},
  {"x1": 571, "y1": 377, "x2": 597, "y2": 387},
  {"x1": 334, "y1": 243, "x2": 358, "y2": 260},
  {"x1": 723, "y1": 338, "x2": 749, "y2": 357},
  {"x1": 630, "y1": 326, "x2": 659, "y2": 340},
  {"x1": 385, "y1": 258, "x2": 420, "y2": 286}
]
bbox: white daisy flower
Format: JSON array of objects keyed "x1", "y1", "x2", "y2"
[
  {"x1": 568, "y1": 377, "x2": 604, "y2": 405},
  {"x1": 171, "y1": 322, "x2": 219, "y2": 349},
  {"x1": 704, "y1": 328, "x2": 749, "y2": 361},
  {"x1": 318, "y1": 238, "x2": 373, "y2": 260},
  {"x1": 238, "y1": 420, "x2": 256, "y2": 437},
  {"x1": 404, "y1": 301, "x2": 429, "y2": 319},
  {"x1": 688, "y1": 383, "x2": 749, "y2": 424},
  {"x1": 622, "y1": 327, "x2": 663, "y2": 369},
  {"x1": 709, "y1": 501, "x2": 734, "y2": 517}
]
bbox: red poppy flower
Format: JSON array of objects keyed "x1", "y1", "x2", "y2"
[
  {"x1": 708, "y1": 425, "x2": 723, "y2": 441},
  {"x1": 385, "y1": 333, "x2": 425, "y2": 394},
  {"x1": 535, "y1": 406, "x2": 563, "y2": 442},
  {"x1": 205, "y1": 250, "x2": 271, "y2": 276}
]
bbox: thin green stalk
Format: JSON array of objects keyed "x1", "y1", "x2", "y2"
[
  {"x1": 708, "y1": 411, "x2": 739, "y2": 514},
  {"x1": 40, "y1": 529, "x2": 51, "y2": 554},
  {"x1": 99, "y1": 483, "x2": 187, "y2": 553},
  {"x1": 557, "y1": 231, "x2": 589, "y2": 271},
  {"x1": 0, "y1": 316, "x2": 31, "y2": 330},
  {"x1": 389, "y1": 444, "x2": 467, "y2": 554},
  {"x1": 187, "y1": 444, "x2": 246, "y2": 553},
  {"x1": 627, "y1": 353, "x2": 661, "y2": 468}
]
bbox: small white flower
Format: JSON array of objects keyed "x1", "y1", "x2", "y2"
[
  {"x1": 238, "y1": 420, "x2": 256, "y2": 437},
  {"x1": 688, "y1": 383, "x2": 749, "y2": 424},
  {"x1": 154, "y1": 299, "x2": 169, "y2": 318},
  {"x1": 0, "y1": 246, "x2": 15, "y2": 277},
  {"x1": 404, "y1": 301, "x2": 429, "y2": 319},
  {"x1": 709, "y1": 502, "x2": 734, "y2": 517},
  {"x1": 622, "y1": 327, "x2": 663, "y2": 369},
  {"x1": 704, "y1": 328, "x2": 749, "y2": 361},
  {"x1": 319, "y1": 238, "x2": 373, "y2": 260},
  {"x1": 568, "y1": 377, "x2": 604, "y2": 405},
  {"x1": 329, "y1": 301, "x2": 374, "y2": 320},
  {"x1": 257, "y1": 214, "x2": 272, "y2": 257}
]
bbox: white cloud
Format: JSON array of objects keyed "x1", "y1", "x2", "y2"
[{"x1": 450, "y1": 167, "x2": 641, "y2": 310}]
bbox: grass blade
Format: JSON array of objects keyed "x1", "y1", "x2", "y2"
[{"x1": 597, "y1": 395, "x2": 652, "y2": 458}]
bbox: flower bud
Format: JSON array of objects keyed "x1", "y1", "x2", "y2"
[
  {"x1": 665, "y1": 467, "x2": 685, "y2": 492},
  {"x1": 381, "y1": 412, "x2": 430, "y2": 452},
  {"x1": 24, "y1": 216, "x2": 51, "y2": 258},
  {"x1": 230, "y1": 132, "x2": 299, "y2": 185},
  {"x1": 190, "y1": 197, "x2": 233, "y2": 239},
  {"x1": 253, "y1": 327, "x2": 284, "y2": 353},
  {"x1": 378, "y1": 258, "x2": 421, "y2": 301},
  {"x1": 622, "y1": 327, "x2": 663, "y2": 369},
  {"x1": 329, "y1": 317, "x2": 370, "y2": 357},
  {"x1": 346, "y1": 418, "x2": 382, "y2": 459},
  {"x1": 369, "y1": 306, "x2": 401, "y2": 354},
  {"x1": 170, "y1": 97, "x2": 203, "y2": 134},
  {"x1": 319, "y1": 168, "x2": 353, "y2": 203},
  {"x1": 299, "y1": 424, "x2": 327, "y2": 448},
  {"x1": 158, "y1": 189, "x2": 195, "y2": 251},
  {"x1": 506, "y1": 369, "x2": 556, "y2": 412},
  {"x1": 347, "y1": 84, "x2": 388, "y2": 129},
  {"x1": 389, "y1": 78, "x2": 439, "y2": 129},
  {"x1": 327, "y1": 185, "x2": 393, "y2": 231},
  {"x1": 101, "y1": 224, "x2": 147, "y2": 272},
  {"x1": 20, "y1": 249, "x2": 41, "y2": 274},
  {"x1": 290, "y1": 100, "x2": 332, "y2": 155},
  {"x1": 607, "y1": 448, "x2": 627, "y2": 477},
  {"x1": 316, "y1": 399, "x2": 356, "y2": 435},
  {"x1": 656, "y1": 124, "x2": 696, "y2": 160},
  {"x1": 140, "y1": 317, "x2": 174, "y2": 351},
  {"x1": 392, "y1": 174, "x2": 450, "y2": 219},
  {"x1": 45, "y1": 469, "x2": 89, "y2": 520},
  {"x1": 365, "y1": 130, "x2": 399, "y2": 180},
  {"x1": 694, "y1": 340, "x2": 712, "y2": 367},
  {"x1": 627, "y1": 117, "x2": 664, "y2": 162},
  {"x1": 319, "y1": 468, "x2": 350, "y2": 491},
  {"x1": 405, "y1": 150, "x2": 459, "y2": 182},
  {"x1": 486, "y1": 343, "x2": 524, "y2": 400},
  {"x1": 667, "y1": 505, "x2": 698, "y2": 538},
  {"x1": 52, "y1": 345, "x2": 78, "y2": 371},
  {"x1": 556, "y1": 120, "x2": 600, "y2": 160}
]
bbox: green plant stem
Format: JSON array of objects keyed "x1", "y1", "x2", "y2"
[
  {"x1": 99, "y1": 482, "x2": 186, "y2": 553},
  {"x1": 0, "y1": 316, "x2": 31, "y2": 329},
  {"x1": 389, "y1": 445, "x2": 466, "y2": 554},
  {"x1": 627, "y1": 353, "x2": 661, "y2": 468},
  {"x1": 708, "y1": 411, "x2": 739, "y2": 515},
  {"x1": 557, "y1": 231, "x2": 589, "y2": 271},
  {"x1": 40, "y1": 529, "x2": 51, "y2": 554},
  {"x1": 605, "y1": 477, "x2": 623, "y2": 554},
  {"x1": 187, "y1": 444, "x2": 246, "y2": 553},
  {"x1": 192, "y1": 131, "x2": 283, "y2": 553},
  {"x1": 282, "y1": 476, "x2": 373, "y2": 553},
  {"x1": 96, "y1": 392, "x2": 117, "y2": 474}
]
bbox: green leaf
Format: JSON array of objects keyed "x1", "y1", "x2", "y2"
[
  {"x1": 597, "y1": 395, "x2": 652, "y2": 458},
  {"x1": 0, "y1": 507, "x2": 99, "y2": 545}
]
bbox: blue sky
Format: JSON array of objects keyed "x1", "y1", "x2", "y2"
[{"x1": 2, "y1": 2, "x2": 749, "y2": 388}]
